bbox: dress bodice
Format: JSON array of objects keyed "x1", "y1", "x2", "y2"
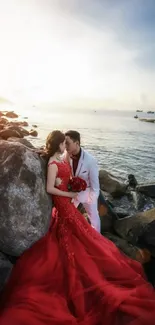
[
  {"x1": 48, "y1": 160, "x2": 72, "y2": 210},
  {"x1": 48, "y1": 160, "x2": 71, "y2": 192}
]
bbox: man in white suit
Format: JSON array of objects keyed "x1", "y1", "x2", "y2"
[{"x1": 64, "y1": 130, "x2": 100, "y2": 232}]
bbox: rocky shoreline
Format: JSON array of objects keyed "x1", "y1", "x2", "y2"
[
  {"x1": 0, "y1": 110, "x2": 38, "y2": 142},
  {"x1": 0, "y1": 110, "x2": 155, "y2": 290}
]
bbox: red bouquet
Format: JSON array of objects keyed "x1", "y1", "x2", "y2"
[{"x1": 68, "y1": 177, "x2": 87, "y2": 192}]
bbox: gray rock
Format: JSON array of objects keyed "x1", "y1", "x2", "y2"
[
  {"x1": 104, "y1": 232, "x2": 143, "y2": 262},
  {"x1": 99, "y1": 170, "x2": 127, "y2": 198},
  {"x1": 114, "y1": 208, "x2": 155, "y2": 245},
  {"x1": 8, "y1": 121, "x2": 29, "y2": 127},
  {"x1": 0, "y1": 140, "x2": 52, "y2": 256},
  {"x1": 5, "y1": 111, "x2": 18, "y2": 118},
  {"x1": 136, "y1": 183, "x2": 155, "y2": 198},
  {"x1": 128, "y1": 174, "x2": 138, "y2": 189},
  {"x1": 107, "y1": 193, "x2": 137, "y2": 216},
  {"x1": 29, "y1": 129, "x2": 38, "y2": 137},
  {"x1": 104, "y1": 189, "x2": 155, "y2": 217},
  {"x1": 98, "y1": 191, "x2": 118, "y2": 233},
  {"x1": 142, "y1": 220, "x2": 155, "y2": 257},
  {"x1": 0, "y1": 129, "x2": 22, "y2": 140},
  {"x1": 7, "y1": 125, "x2": 29, "y2": 137},
  {"x1": 8, "y1": 137, "x2": 35, "y2": 149},
  {"x1": 0, "y1": 252, "x2": 12, "y2": 291},
  {"x1": 0, "y1": 117, "x2": 8, "y2": 125}
]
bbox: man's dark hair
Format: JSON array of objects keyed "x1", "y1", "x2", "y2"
[{"x1": 65, "y1": 130, "x2": 81, "y2": 144}]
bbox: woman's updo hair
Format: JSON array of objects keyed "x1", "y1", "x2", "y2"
[{"x1": 46, "y1": 130, "x2": 65, "y2": 158}]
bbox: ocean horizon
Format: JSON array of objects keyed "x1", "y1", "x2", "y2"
[{"x1": 2, "y1": 105, "x2": 155, "y2": 183}]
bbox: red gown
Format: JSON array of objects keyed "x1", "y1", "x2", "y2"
[{"x1": 0, "y1": 160, "x2": 155, "y2": 325}]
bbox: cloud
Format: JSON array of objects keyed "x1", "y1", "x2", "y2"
[
  {"x1": 63, "y1": 0, "x2": 155, "y2": 69},
  {"x1": 0, "y1": 0, "x2": 155, "y2": 109}
]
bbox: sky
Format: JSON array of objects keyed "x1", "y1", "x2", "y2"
[{"x1": 0, "y1": 0, "x2": 155, "y2": 110}]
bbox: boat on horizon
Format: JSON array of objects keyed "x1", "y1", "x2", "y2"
[
  {"x1": 139, "y1": 118, "x2": 155, "y2": 123},
  {"x1": 134, "y1": 110, "x2": 155, "y2": 123}
]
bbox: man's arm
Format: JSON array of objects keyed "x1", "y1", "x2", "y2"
[
  {"x1": 88, "y1": 157, "x2": 100, "y2": 202},
  {"x1": 73, "y1": 157, "x2": 99, "y2": 206}
]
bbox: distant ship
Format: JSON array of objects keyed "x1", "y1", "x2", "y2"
[
  {"x1": 134, "y1": 110, "x2": 155, "y2": 123},
  {"x1": 139, "y1": 118, "x2": 155, "y2": 123}
]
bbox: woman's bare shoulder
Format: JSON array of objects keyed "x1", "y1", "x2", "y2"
[{"x1": 48, "y1": 157, "x2": 58, "y2": 168}]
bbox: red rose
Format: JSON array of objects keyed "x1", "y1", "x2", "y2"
[{"x1": 68, "y1": 177, "x2": 87, "y2": 192}]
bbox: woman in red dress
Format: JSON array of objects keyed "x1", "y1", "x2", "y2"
[{"x1": 0, "y1": 130, "x2": 155, "y2": 325}]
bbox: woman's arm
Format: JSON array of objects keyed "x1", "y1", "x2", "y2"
[{"x1": 46, "y1": 163, "x2": 77, "y2": 198}]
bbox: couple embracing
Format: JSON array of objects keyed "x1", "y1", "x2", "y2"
[
  {"x1": 47, "y1": 130, "x2": 100, "y2": 232},
  {"x1": 0, "y1": 130, "x2": 155, "y2": 325}
]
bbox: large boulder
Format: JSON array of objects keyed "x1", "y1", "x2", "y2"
[
  {"x1": 5, "y1": 111, "x2": 18, "y2": 118},
  {"x1": 136, "y1": 183, "x2": 155, "y2": 198},
  {"x1": 114, "y1": 208, "x2": 155, "y2": 246},
  {"x1": 141, "y1": 220, "x2": 155, "y2": 257},
  {"x1": 0, "y1": 125, "x2": 29, "y2": 140},
  {"x1": 99, "y1": 170, "x2": 127, "y2": 197},
  {"x1": 29, "y1": 129, "x2": 38, "y2": 137},
  {"x1": 0, "y1": 117, "x2": 8, "y2": 125},
  {"x1": 104, "y1": 233, "x2": 151, "y2": 264},
  {"x1": 0, "y1": 140, "x2": 52, "y2": 256},
  {"x1": 8, "y1": 137, "x2": 35, "y2": 149},
  {"x1": 8, "y1": 120, "x2": 29, "y2": 127},
  {"x1": 7, "y1": 125, "x2": 29, "y2": 137},
  {"x1": 98, "y1": 190, "x2": 118, "y2": 232},
  {"x1": 0, "y1": 129, "x2": 22, "y2": 140}
]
